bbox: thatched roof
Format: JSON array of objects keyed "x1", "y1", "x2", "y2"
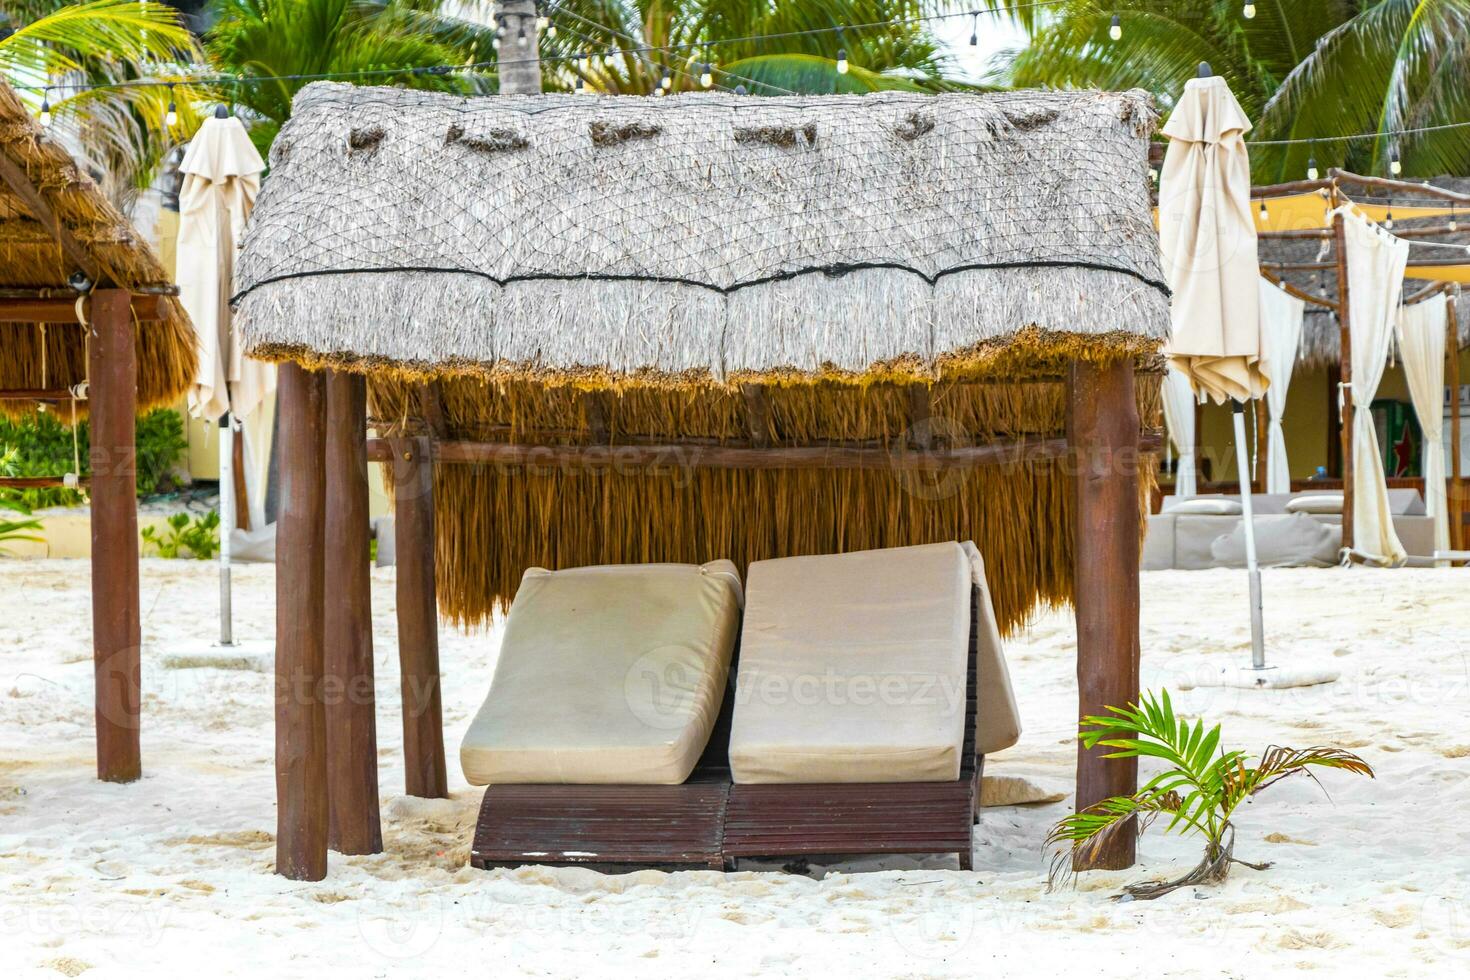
[
  {"x1": 1258, "y1": 178, "x2": 1470, "y2": 369},
  {"x1": 0, "y1": 82, "x2": 195, "y2": 419},
  {"x1": 235, "y1": 83, "x2": 1169, "y2": 383}
]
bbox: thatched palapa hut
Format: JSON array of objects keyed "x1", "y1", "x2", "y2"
[
  {"x1": 232, "y1": 83, "x2": 1170, "y2": 880},
  {"x1": 0, "y1": 80, "x2": 196, "y2": 784},
  {"x1": 0, "y1": 82, "x2": 194, "y2": 419}
]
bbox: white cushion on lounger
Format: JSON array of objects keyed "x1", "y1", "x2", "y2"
[
  {"x1": 460, "y1": 561, "x2": 743, "y2": 786},
  {"x1": 730, "y1": 542, "x2": 977, "y2": 784},
  {"x1": 959, "y1": 543, "x2": 1023, "y2": 757}
]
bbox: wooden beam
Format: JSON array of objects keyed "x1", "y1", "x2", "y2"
[
  {"x1": 0, "y1": 150, "x2": 103, "y2": 285},
  {"x1": 1260, "y1": 224, "x2": 1465, "y2": 241},
  {"x1": 324, "y1": 372, "x2": 383, "y2": 855},
  {"x1": 0, "y1": 475, "x2": 88, "y2": 489},
  {"x1": 0, "y1": 294, "x2": 171, "y2": 323},
  {"x1": 1252, "y1": 177, "x2": 1335, "y2": 199},
  {"x1": 364, "y1": 432, "x2": 1165, "y2": 472},
  {"x1": 908, "y1": 384, "x2": 934, "y2": 450},
  {"x1": 0, "y1": 388, "x2": 78, "y2": 401},
  {"x1": 1329, "y1": 169, "x2": 1470, "y2": 205},
  {"x1": 740, "y1": 384, "x2": 770, "y2": 449},
  {"x1": 1255, "y1": 401, "x2": 1269, "y2": 493},
  {"x1": 1259, "y1": 268, "x2": 1337, "y2": 311},
  {"x1": 1068, "y1": 357, "x2": 1141, "y2": 872},
  {"x1": 581, "y1": 390, "x2": 610, "y2": 445},
  {"x1": 1334, "y1": 212, "x2": 1355, "y2": 553},
  {"x1": 275, "y1": 363, "x2": 329, "y2": 881},
  {"x1": 390, "y1": 436, "x2": 448, "y2": 799},
  {"x1": 87, "y1": 289, "x2": 140, "y2": 784},
  {"x1": 417, "y1": 382, "x2": 448, "y2": 440}
]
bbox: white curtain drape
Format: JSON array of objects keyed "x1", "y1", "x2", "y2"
[
  {"x1": 1337, "y1": 208, "x2": 1409, "y2": 564},
  {"x1": 1258, "y1": 278, "x2": 1305, "y2": 493},
  {"x1": 1161, "y1": 368, "x2": 1199, "y2": 497},
  {"x1": 1397, "y1": 293, "x2": 1450, "y2": 563}
]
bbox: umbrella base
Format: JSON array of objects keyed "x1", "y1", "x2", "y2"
[
  {"x1": 158, "y1": 639, "x2": 274, "y2": 672},
  {"x1": 1179, "y1": 663, "x2": 1339, "y2": 691}
]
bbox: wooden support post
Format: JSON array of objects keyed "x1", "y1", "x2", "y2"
[
  {"x1": 275, "y1": 363, "x2": 329, "y2": 880},
  {"x1": 391, "y1": 435, "x2": 448, "y2": 799},
  {"x1": 1068, "y1": 358, "x2": 1141, "y2": 872},
  {"x1": 88, "y1": 289, "x2": 141, "y2": 784},
  {"x1": 1254, "y1": 401, "x2": 1269, "y2": 493},
  {"x1": 1334, "y1": 213, "x2": 1355, "y2": 552},
  {"x1": 324, "y1": 372, "x2": 382, "y2": 855}
]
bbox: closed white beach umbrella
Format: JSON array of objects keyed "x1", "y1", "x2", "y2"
[
  {"x1": 1159, "y1": 68, "x2": 1270, "y2": 670},
  {"x1": 178, "y1": 114, "x2": 271, "y2": 645},
  {"x1": 1397, "y1": 293, "x2": 1450, "y2": 563}
]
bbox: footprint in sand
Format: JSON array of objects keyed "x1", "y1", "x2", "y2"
[{"x1": 1277, "y1": 929, "x2": 1344, "y2": 950}]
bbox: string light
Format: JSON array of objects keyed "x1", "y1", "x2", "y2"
[
  {"x1": 39, "y1": 89, "x2": 51, "y2": 128},
  {"x1": 1109, "y1": 14, "x2": 1122, "y2": 40},
  {"x1": 536, "y1": 14, "x2": 549, "y2": 31},
  {"x1": 1243, "y1": 2, "x2": 1256, "y2": 18},
  {"x1": 969, "y1": 11, "x2": 979, "y2": 46},
  {"x1": 518, "y1": 27, "x2": 528, "y2": 48},
  {"x1": 1390, "y1": 151, "x2": 1402, "y2": 175},
  {"x1": 1450, "y1": 207, "x2": 1458, "y2": 233},
  {"x1": 1384, "y1": 203, "x2": 1394, "y2": 230},
  {"x1": 165, "y1": 84, "x2": 177, "y2": 127},
  {"x1": 836, "y1": 49, "x2": 849, "y2": 75},
  {"x1": 700, "y1": 62, "x2": 713, "y2": 88},
  {"x1": 1306, "y1": 154, "x2": 1318, "y2": 181},
  {"x1": 1258, "y1": 200, "x2": 1268, "y2": 222},
  {"x1": 660, "y1": 67, "x2": 672, "y2": 90}
]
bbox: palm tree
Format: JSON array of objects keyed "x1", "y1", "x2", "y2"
[
  {"x1": 993, "y1": 1, "x2": 1470, "y2": 182},
  {"x1": 205, "y1": 0, "x2": 500, "y2": 158},
  {"x1": 541, "y1": 1, "x2": 974, "y2": 95},
  {"x1": 1, "y1": 1, "x2": 201, "y2": 207}
]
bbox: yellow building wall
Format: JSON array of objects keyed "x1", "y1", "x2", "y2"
[{"x1": 1193, "y1": 346, "x2": 1470, "y2": 484}]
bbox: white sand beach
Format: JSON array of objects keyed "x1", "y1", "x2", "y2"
[{"x1": 3, "y1": 560, "x2": 1468, "y2": 978}]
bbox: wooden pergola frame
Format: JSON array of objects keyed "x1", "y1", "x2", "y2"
[
  {"x1": 272, "y1": 358, "x2": 1161, "y2": 880},
  {"x1": 1246, "y1": 170, "x2": 1468, "y2": 550}
]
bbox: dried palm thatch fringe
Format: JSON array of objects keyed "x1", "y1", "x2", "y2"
[
  {"x1": 372, "y1": 371, "x2": 1161, "y2": 636},
  {"x1": 0, "y1": 82, "x2": 195, "y2": 422}
]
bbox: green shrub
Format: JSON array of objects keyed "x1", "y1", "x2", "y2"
[
  {"x1": 0, "y1": 408, "x2": 190, "y2": 509},
  {"x1": 141, "y1": 510, "x2": 220, "y2": 559}
]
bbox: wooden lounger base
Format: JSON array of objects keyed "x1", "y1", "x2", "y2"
[
  {"x1": 469, "y1": 760, "x2": 982, "y2": 873},
  {"x1": 469, "y1": 777, "x2": 731, "y2": 871}
]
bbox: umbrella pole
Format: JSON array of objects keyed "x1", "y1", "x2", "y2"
[
  {"x1": 219, "y1": 412, "x2": 235, "y2": 647},
  {"x1": 1232, "y1": 403, "x2": 1266, "y2": 669}
]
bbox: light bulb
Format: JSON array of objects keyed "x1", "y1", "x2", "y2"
[
  {"x1": 1390, "y1": 154, "x2": 1402, "y2": 175},
  {"x1": 547, "y1": 25, "x2": 556, "y2": 38},
  {"x1": 1307, "y1": 158, "x2": 1318, "y2": 180},
  {"x1": 969, "y1": 13, "x2": 978, "y2": 46},
  {"x1": 1385, "y1": 211, "x2": 1394, "y2": 230},
  {"x1": 517, "y1": 28, "x2": 528, "y2": 48},
  {"x1": 39, "y1": 98, "x2": 51, "y2": 128},
  {"x1": 166, "y1": 102, "x2": 177, "y2": 127},
  {"x1": 578, "y1": 52, "x2": 590, "y2": 72},
  {"x1": 661, "y1": 70, "x2": 672, "y2": 90},
  {"x1": 654, "y1": 86, "x2": 664, "y2": 97},
  {"x1": 492, "y1": 36, "x2": 501, "y2": 51},
  {"x1": 700, "y1": 63, "x2": 713, "y2": 88},
  {"x1": 1149, "y1": 167, "x2": 1158, "y2": 184},
  {"x1": 536, "y1": 15, "x2": 549, "y2": 30},
  {"x1": 1258, "y1": 201, "x2": 1268, "y2": 222},
  {"x1": 836, "y1": 49, "x2": 848, "y2": 75},
  {"x1": 1109, "y1": 14, "x2": 1122, "y2": 41},
  {"x1": 1243, "y1": 3, "x2": 1256, "y2": 18}
]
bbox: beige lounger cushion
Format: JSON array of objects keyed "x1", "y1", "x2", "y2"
[
  {"x1": 730, "y1": 542, "x2": 1020, "y2": 784},
  {"x1": 460, "y1": 561, "x2": 743, "y2": 785}
]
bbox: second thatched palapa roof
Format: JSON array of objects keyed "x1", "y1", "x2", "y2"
[
  {"x1": 0, "y1": 82, "x2": 194, "y2": 420},
  {"x1": 235, "y1": 83, "x2": 1169, "y2": 381}
]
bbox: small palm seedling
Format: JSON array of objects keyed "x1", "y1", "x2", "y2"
[{"x1": 1046, "y1": 689, "x2": 1373, "y2": 900}]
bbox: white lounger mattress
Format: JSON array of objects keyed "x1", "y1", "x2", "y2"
[
  {"x1": 460, "y1": 561, "x2": 743, "y2": 785},
  {"x1": 729, "y1": 542, "x2": 1020, "y2": 784}
]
